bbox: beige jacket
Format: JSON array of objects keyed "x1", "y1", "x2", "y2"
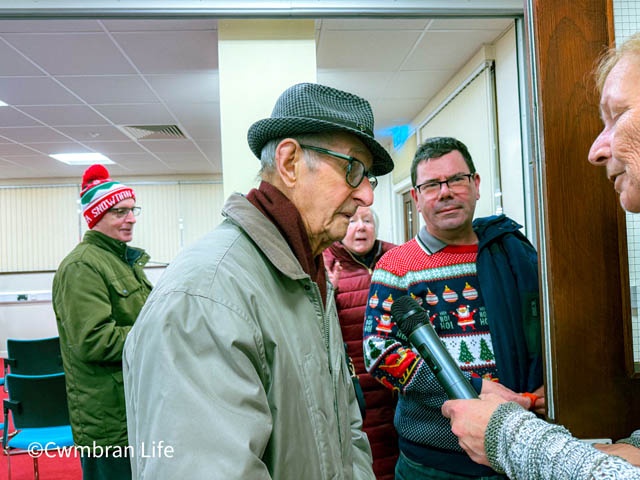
[{"x1": 123, "y1": 193, "x2": 374, "y2": 479}]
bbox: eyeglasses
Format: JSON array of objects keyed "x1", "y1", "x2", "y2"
[
  {"x1": 299, "y1": 144, "x2": 378, "y2": 190},
  {"x1": 415, "y1": 173, "x2": 474, "y2": 196},
  {"x1": 108, "y1": 206, "x2": 141, "y2": 218}
]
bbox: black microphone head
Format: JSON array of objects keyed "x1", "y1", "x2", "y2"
[{"x1": 391, "y1": 295, "x2": 428, "y2": 337}]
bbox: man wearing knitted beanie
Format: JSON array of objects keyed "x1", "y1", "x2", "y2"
[{"x1": 53, "y1": 164, "x2": 152, "y2": 480}]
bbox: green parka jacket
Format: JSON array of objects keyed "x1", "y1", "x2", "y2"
[
  {"x1": 123, "y1": 193, "x2": 374, "y2": 479},
  {"x1": 53, "y1": 229, "x2": 151, "y2": 446}
]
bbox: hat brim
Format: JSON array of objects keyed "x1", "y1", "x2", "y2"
[{"x1": 247, "y1": 116, "x2": 393, "y2": 176}]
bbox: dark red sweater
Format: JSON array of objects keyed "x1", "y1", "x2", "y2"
[{"x1": 323, "y1": 239, "x2": 399, "y2": 480}]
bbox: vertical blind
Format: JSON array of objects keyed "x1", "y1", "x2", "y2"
[{"x1": 1, "y1": 181, "x2": 224, "y2": 272}]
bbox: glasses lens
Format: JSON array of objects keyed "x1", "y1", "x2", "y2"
[
  {"x1": 368, "y1": 175, "x2": 378, "y2": 190},
  {"x1": 347, "y1": 160, "x2": 365, "y2": 188},
  {"x1": 132, "y1": 207, "x2": 141, "y2": 216}
]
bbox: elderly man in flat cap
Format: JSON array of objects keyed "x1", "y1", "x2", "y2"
[{"x1": 123, "y1": 83, "x2": 393, "y2": 479}]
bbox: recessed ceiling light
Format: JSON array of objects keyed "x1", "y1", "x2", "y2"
[
  {"x1": 0, "y1": 100, "x2": 8, "y2": 107},
  {"x1": 50, "y1": 153, "x2": 114, "y2": 165}
]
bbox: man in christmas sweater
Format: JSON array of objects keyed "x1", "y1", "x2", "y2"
[{"x1": 363, "y1": 137, "x2": 543, "y2": 479}]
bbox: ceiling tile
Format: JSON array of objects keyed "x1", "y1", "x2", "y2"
[
  {"x1": 0, "y1": 126, "x2": 71, "y2": 143},
  {"x1": 56, "y1": 125, "x2": 129, "y2": 142},
  {"x1": 3, "y1": 33, "x2": 135, "y2": 75},
  {"x1": 316, "y1": 70, "x2": 393, "y2": 101},
  {"x1": 108, "y1": 162, "x2": 173, "y2": 176},
  {"x1": 114, "y1": 31, "x2": 218, "y2": 74},
  {"x1": 155, "y1": 152, "x2": 208, "y2": 163},
  {"x1": 429, "y1": 18, "x2": 513, "y2": 31},
  {"x1": 317, "y1": 30, "x2": 421, "y2": 71},
  {"x1": 2, "y1": 154, "x2": 70, "y2": 173},
  {"x1": 103, "y1": 19, "x2": 218, "y2": 32},
  {"x1": 107, "y1": 153, "x2": 159, "y2": 165},
  {"x1": 0, "y1": 39, "x2": 44, "y2": 76},
  {"x1": 18, "y1": 105, "x2": 109, "y2": 126},
  {"x1": 83, "y1": 141, "x2": 145, "y2": 155},
  {"x1": 321, "y1": 19, "x2": 429, "y2": 30},
  {"x1": 0, "y1": 142, "x2": 40, "y2": 155},
  {"x1": 370, "y1": 98, "x2": 428, "y2": 130},
  {"x1": 138, "y1": 139, "x2": 200, "y2": 154},
  {"x1": 0, "y1": 162, "x2": 36, "y2": 178},
  {"x1": 22, "y1": 142, "x2": 91, "y2": 155},
  {"x1": 0, "y1": 107, "x2": 41, "y2": 127},
  {"x1": 56, "y1": 76, "x2": 158, "y2": 104},
  {"x1": 146, "y1": 73, "x2": 219, "y2": 103},
  {"x1": 93, "y1": 104, "x2": 174, "y2": 125},
  {"x1": 0, "y1": 77, "x2": 82, "y2": 105},
  {"x1": 0, "y1": 20, "x2": 102, "y2": 34},
  {"x1": 169, "y1": 102, "x2": 220, "y2": 141},
  {"x1": 194, "y1": 140, "x2": 221, "y2": 161},
  {"x1": 385, "y1": 70, "x2": 453, "y2": 99},
  {"x1": 403, "y1": 30, "x2": 503, "y2": 71}
]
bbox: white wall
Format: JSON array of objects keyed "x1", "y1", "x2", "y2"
[
  {"x1": 494, "y1": 24, "x2": 526, "y2": 228},
  {"x1": 0, "y1": 266, "x2": 165, "y2": 357}
]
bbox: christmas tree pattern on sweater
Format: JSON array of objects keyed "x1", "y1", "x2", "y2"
[{"x1": 364, "y1": 239, "x2": 499, "y2": 395}]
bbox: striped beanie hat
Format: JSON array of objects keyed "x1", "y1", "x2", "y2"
[{"x1": 80, "y1": 165, "x2": 135, "y2": 229}]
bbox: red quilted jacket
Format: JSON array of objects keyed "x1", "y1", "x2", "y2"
[{"x1": 323, "y1": 240, "x2": 399, "y2": 480}]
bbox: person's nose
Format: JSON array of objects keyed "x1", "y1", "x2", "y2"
[
  {"x1": 588, "y1": 126, "x2": 612, "y2": 166},
  {"x1": 353, "y1": 177, "x2": 374, "y2": 207},
  {"x1": 437, "y1": 180, "x2": 454, "y2": 200},
  {"x1": 124, "y1": 210, "x2": 136, "y2": 223}
]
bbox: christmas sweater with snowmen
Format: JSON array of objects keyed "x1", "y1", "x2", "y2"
[{"x1": 363, "y1": 231, "x2": 500, "y2": 474}]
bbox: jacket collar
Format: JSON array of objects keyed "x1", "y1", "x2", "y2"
[
  {"x1": 473, "y1": 214, "x2": 523, "y2": 250},
  {"x1": 329, "y1": 240, "x2": 382, "y2": 266},
  {"x1": 83, "y1": 230, "x2": 146, "y2": 266},
  {"x1": 222, "y1": 193, "x2": 310, "y2": 281}
]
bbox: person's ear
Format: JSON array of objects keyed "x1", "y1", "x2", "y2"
[
  {"x1": 473, "y1": 173, "x2": 481, "y2": 200},
  {"x1": 274, "y1": 138, "x2": 301, "y2": 189}
]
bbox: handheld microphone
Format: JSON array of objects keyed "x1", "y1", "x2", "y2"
[{"x1": 391, "y1": 295, "x2": 478, "y2": 400}]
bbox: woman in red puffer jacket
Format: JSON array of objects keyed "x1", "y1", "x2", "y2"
[{"x1": 323, "y1": 206, "x2": 398, "y2": 480}]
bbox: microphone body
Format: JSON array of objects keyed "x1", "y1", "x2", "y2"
[{"x1": 391, "y1": 296, "x2": 478, "y2": 400}]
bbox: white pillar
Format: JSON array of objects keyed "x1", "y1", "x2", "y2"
[{"x1": 218, "y1": 19, "x2": 317, "y2": 198}]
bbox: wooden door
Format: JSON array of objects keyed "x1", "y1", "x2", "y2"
[
  {"x1": 403, "y1": 191, "x2": 419, "y2": 242},
  {"x1": 529, "y1": 0, "x2": 640, "y2": 439}
]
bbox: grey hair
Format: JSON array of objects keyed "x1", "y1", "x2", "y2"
[
  {"x1": 258, "y1": 132, "x2": 338, "y2": 178},
  {"x1": 370, "y1": 207, "x2": 380, "y2": 237}
]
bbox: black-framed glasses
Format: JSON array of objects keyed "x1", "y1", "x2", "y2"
[
  {"x1": 299, "y1": 144, "x2": 378, "y2": 190},
  {"x1": 108, "y1": 206, "x2": 141, "y2": 218},
  {"x1": 415, "y1": 173, "x2": 474, "y2": 196}
]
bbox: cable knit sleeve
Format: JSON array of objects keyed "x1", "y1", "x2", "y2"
[
  {"x1": 485, "y1": 402, "x2": 640, "y2": 479},
  {"x1": 617, "y1": 430, "x2": 640, "y2": 449}
]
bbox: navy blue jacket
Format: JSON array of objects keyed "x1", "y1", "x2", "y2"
[{"x1": 474, "y1": 214, "x2": 543, "y2": 393}]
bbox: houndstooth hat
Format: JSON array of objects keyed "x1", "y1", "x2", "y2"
[{"x1": 247, "y1": 83, "x2": 393, "y2": 176}]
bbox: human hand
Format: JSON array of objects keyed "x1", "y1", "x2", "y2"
[
  {"x1": 531, "y1": 385, "x2": 546, "y2": 415},
  {"x1": 327, "y1": 260, "x2": 342, "y2": 288},
  {"x1": 480, "y1": 379, "x2": 531, "y2": 410},
  {"x1": 442, "y1": 393, "x2": 508, "y2": 467},
  {"x1": 594, "y1": 443, "x2": 640, "y2": 466}
]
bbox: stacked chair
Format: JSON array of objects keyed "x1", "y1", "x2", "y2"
[{"x1": 2, "y1": 337, "x2": 74, "y2": 480}]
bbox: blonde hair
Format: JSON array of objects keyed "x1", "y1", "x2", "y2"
[{"x1": 596, "y1": 32, "x2": 640, "y2": 93}]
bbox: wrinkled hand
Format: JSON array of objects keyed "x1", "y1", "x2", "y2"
[
  {"x1": 594, "y1": 443, "x2": 640, "y2": 466},
  {"x1": 327, "y1": 260, "x2": 342, "y2": 288},
  {"x1": 480, "y1": 379, "x2": 532, "y2": 410},
  {"x1": 531, "y1": 385, "x2": 546, "y2": 415},
  {"x1": 442, "y1": 393, "x2": 508, "y2": 467}
]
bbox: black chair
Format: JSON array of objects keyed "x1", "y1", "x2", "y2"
[
  {"x1": 5, "y1": 337, "x2": 63, "y2": 376},
  {"x1": 2, "y1": 373, "x2": 74, "y2": 480}
]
